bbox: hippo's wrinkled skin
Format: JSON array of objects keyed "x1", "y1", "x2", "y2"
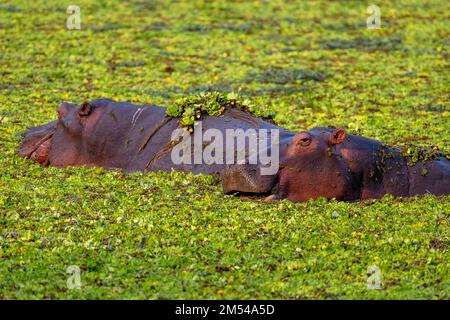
[
  {"x1": 19, "y1": 98, "x2": 293, "y2": 187},
  {"x1": 19, "y1": 99, "x2": 450, "y2": 202},
  {"x1": 226, "y1": 127, "x2": 450, "y2": 201}
]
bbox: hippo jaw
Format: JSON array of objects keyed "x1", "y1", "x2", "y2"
[
  {"x1": 222, "y1": 163, "x2": 279, "y2": 194},
  {"x1": 18, "y1": 121, "x2": 57, "y2": 166},
  {"x1": 27, "y1": 134, "x2": 53, "y2": 165}
]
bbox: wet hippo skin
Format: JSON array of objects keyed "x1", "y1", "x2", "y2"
[
  {"x1": 275, "y1": 127, "x2": 449, "y2": 201},
  {"x1": 19, "y1": 99, "x2": 450, "y2": 202}
]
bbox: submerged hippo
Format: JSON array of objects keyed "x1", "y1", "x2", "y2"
[
  {"x1": 19, "y1": 98, "x2": 293, "y2": 177},
  {"x1": 260, "y1": 127, "x2": 449, "y2": 202},
  {"x1": 19, "y1": 99, "x2": 450, "y2": 202}
]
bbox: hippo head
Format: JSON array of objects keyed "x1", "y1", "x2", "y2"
[
  {"x1": 277, "y1": 127, "x2": 360, "y2": 202},
  {"x1": 19, "y1": 100, "x2": 105, "y2": 167}
]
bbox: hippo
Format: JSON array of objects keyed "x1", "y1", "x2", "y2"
[
  {"x1": 19, "y1": 98, "x2": 294, "y2": 177},
  {"x1": 19, "y1": 99, "x2": 450, "y2": 202},
  {"x1": 224, "y1": 127, "x2": 450, "y2": 201}
]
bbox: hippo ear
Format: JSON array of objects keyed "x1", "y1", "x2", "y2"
[
  {"x1": 79, "y1": 102, "x2": 92, "y2": 116},
  {"x1": 329, "y1": 128, "x2": 346, "y2": 145}
]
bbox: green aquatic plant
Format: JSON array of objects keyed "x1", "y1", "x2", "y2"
[
  {"x1": 166, "y1": 92, "x2": 275, "y2": 130},
  {"x1": 400, "y1": 144, "x2": 446, "y2": 166},
  {"x1": 1, "y1": 0, "x2": 449, "y2": 300}
]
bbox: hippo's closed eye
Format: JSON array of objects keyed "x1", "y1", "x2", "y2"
[{"x1": 295, "y1": 132, "x2": 312, "y2": 147}]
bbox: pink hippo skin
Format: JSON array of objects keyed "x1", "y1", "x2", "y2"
[
  {"x1": 19, "y1": 99, "x2": 450, "y2": 202},
  {"x1": 19, "y1": 98, "x2": 292, "y2": 192},
  {"x1": 273, "y1": 127, "x2": 449, "y2": 202}
]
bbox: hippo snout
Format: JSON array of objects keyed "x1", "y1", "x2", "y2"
[{"x1": 18, "y1": 120, "x2": 57, "y2": 165}]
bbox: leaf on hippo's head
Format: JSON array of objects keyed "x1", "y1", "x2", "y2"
[
  {"x1": 400, "y1": 144, "x2": 445, "y2": 166},
  {"x1": 166, "y1": 99, "x2": 185, "y2": 117},
  {"x1": 166, "y1": 91, "x2": 276, "y2": 130}
]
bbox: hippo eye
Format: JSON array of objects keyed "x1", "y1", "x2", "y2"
[
  {"x1": 296, "y1": 136, "x2": 311, "y2": 147},
  {"x1": 300, "y1": 137, "x2": 311, "y2": 146}
]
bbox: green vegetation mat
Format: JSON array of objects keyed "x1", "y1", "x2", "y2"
[{"x1": 0, "y1": 0, "x2": 449, "y2": 299}]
